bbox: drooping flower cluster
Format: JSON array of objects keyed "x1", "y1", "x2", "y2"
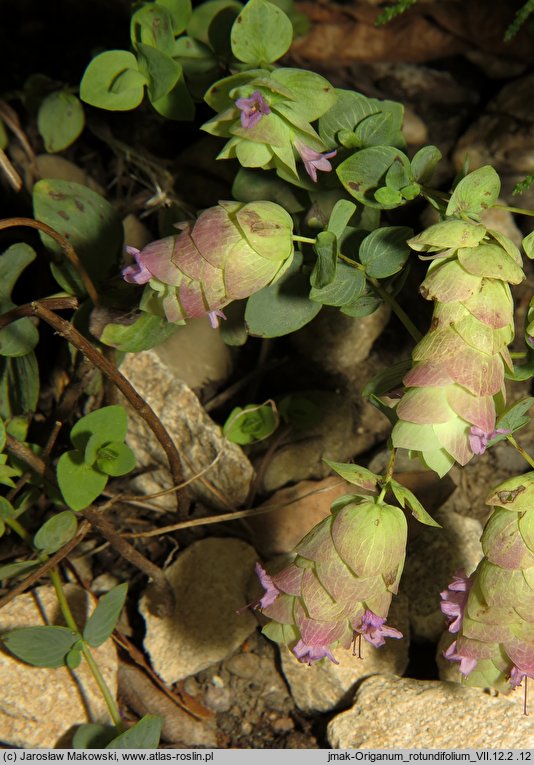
[
  {"x1": 256, "y1": 496, "x2": 406, "y2": 664},
  {"x1": 441, "y1": 473, "x2": 534, "y2": 692},
  {"x1": 202, "y1": 68, "x2": 338, "y2": 184},
  {"x1": 392, "y1": 218, "x2": 524, "y2": 476},
  {"x1": 122, "y1": 200, "x2": 294, "y2": 326}
]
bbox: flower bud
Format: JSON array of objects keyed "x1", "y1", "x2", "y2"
[
  {"x1": 122, "y1": 201, "x2": 294, "y2": 326},
  {"x1": 258, "y1": 496, "x2": 406, "y2": 664}
]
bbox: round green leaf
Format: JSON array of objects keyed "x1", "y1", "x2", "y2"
[
  {"x1": 158, "y1": 0, "x2": 192, "y2": 34},
  {"x1": 33, "y1": 510, "x2": 78, "y2": 554},
  {"x1": 231, "y1": 0, "x2": 293, "y2": 65},
  {"x1": 0, "y1": 560, "x2": 40, "y2": 581},
  {"x1": 99, "y1": 312, "x2": 178, "y2": 353},
  {"x1": 359, "y1": 226, "x2": 412, "y2": 279},
  {"x1": 33, "y1": 178, "x2": 124, "y2": 294},
  {"x1": 57, "y1": 450, "x2": 108, "y2": 511},
  {"x1": 70, "y1": 405, "x2": 129, "y2": 459},
  {"x1": 223, "y1": 404, "x2": 278, "y2": 444},
  {"x1": 80, "y1": 51, "x2": 147, "y2": 111},
  {"x1": 245, "y1": 252, "x2": 321, "y2": 337},
  {"x1": 95, "y1": 442, "x2": 136, "y2": 477},
  {"x1": 83, "y1": 583, "x2": 128, "y2": 647},
  {"x1": 73, "y1": 724, "x2": 117, "y2": 750},
  {"x1": 136, "y1": 44, "x2": 181, "y2": 102},
  {"x1": 107, "y1": 715, "x2": 162, "y2": 749},
  {"x1": 66, "y1": 647, "x2": 83, "y2": 669},
  {"x1": 37, "y1": 92, "x2": 85, "y2": 153},
  {"x1": 131, "y1": 4, "x2": 175, "y2": 55},
  {"x1": 337, "y1": 146, "x2": 413, "y2": 209},
  {"x1": 309, "y1": 260, "x2": 365, "y2": 307},
  {"x1": 2, "y1": 626, "x2": 78, "y2": 668},
  {"x1": 446, "y1": 166, "x2": 501, "y2": 218}
]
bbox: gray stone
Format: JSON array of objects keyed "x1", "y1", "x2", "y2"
[
  {"x1": 260, "y1": 391, "x2": 390, "y2": 493},
  {"x1": 401, "y1": 498, "x2": 483, "y2": 642},
  {"x1": 291, "y1": 306, "x2": 390, "y2": 386},
  {"x1": 119, "y1": 350, "x2": 254, "y2": 510},
  {"x1": 141, "y1": 538, "x2": 258, "y2": 683},
  {"x1": 154, "y1": 318, "x2": 233, "y2": 392},
  {"x1": 0, "y1": 585, "x2": 117, "y2": 748},
  {"x1": 280, "y1": 594, "x2": 409, "y2": 713},
  {"x1": 226, "y1": 653, "x2": 261, "y2": 680},
  {"x1": 327, "y1": 674, "x2": 534, "y2": 748}
]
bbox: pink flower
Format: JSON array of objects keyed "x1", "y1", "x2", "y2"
[
  {"x1": 292, "y1": 639, "x2": 339, "y2": 665},
  {"x1": 469, "y1": 426, "x2": 511, "y2": 455},
  {"x1": 235, "y1": 91, "x2": 271, "y2": 129},
  {"x1": 255, "y1": 563, "x2": 280, "y2": 609},
  {"x1": 510, "y1": 664, "x2": 534, "y2": 688},
  {"x1": 440, "y1": 569, "x2": 473, "y2": 633},
  {"x1": 294, "y1": 141, "x2": 337, "y2": 183},
  {"x1": 443, "y1": 640, "x2": 477, "y2": 677},
  {"x1": 207, "y1": 309, "x2": 227, "y2": 329},
  {"x1": 122, "y1": 246, "x2": 152, "y2": 285},
  {"x1": 353, "y1": 610, "x2": 403, "y2": 648}
]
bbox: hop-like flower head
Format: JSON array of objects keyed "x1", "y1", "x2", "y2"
[
  {"x1": 257, "y1": 496, "x2": 407, "y2": 664},
  {"x1": 441, "y1": 473, "x2": 534, "y2": 692},
  {"x1": 122, "y1": 200, "x2": 294, "y2": 325},
  {"x1": 392, "y1": 211, "x2": 525, "y2": 476}
]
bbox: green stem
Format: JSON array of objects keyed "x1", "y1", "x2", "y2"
[
  {"x1": 494, "y1": 204, "x2": 534, "y2": 218},
  {"x1": 369, "y1": 277, "x2": 423, "y2": 343},
  {"x1": 292, "y1": 235, "x2": 317, "y2": 244},
  {"x1": 49, "y1": 567, "x2": 124, "y2": 732},
  {"x1": 4, "y1": 515, "x2": 33, "y2": 546},
  {"x1": 507, "y1": 435, "x2": 534, "y2": 470}
]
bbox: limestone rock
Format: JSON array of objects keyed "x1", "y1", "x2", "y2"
[
  {"x1": 119, "y1": 350, "x2": 253, "y2": 510},
  {"x1": 327, "y1": 674, "x2": 534, "y2": 748},
  {"x1": 246, "y1": 476, "x2": 358, "y2": 556},
  {"x1": 141, "y1": 538, "x2": 258, "y2": 683},
  {"x1": 280, "y1": 594, "x2": 409, "y2": 713},
  {"x1": 401, "y1": 498, "x2": 483, "y2": 642},
  {"x1": 35, "y1": 154, "x2": 105, "y2": 194},
  {"x1": 0, "y1": 585, "x2": 117, "y2": 748},
  {"x1": 260, "y1": 391, "x2": 390, "y2": 493}
]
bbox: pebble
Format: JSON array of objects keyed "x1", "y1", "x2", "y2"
[
  {"x1": 204, "y1": 685, "x2": 232, "y2": 713},
  {"x1": 226, "y1": 653, "x2": 261, "y2": 679}
]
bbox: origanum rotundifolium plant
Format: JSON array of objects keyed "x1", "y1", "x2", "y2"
[
  {"x1": 75, "y1": 0, "x2": 534, "y2": 709},
  {"x1": 2, "y1": 0, "x2": 534, "y2": 743}
]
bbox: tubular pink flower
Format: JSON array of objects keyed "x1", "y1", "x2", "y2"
[
  {"x1": 255, "y1": 563, "x2": 280, "y2": 609},
  {"x1": 292, "y1": 639, "x2": 339, "y2": 665},
  {"x1": 440, "y1": 569, "x2": 473, "y2": 633},
  {"x1": 509, "y1": 666, "x2": 532, "y2": 688},
  {"x1": 443, "y1": 640, "x2": 477, "y2": 677},
  {"x1": 294, "y1": 141, "x2": 337, "y2": 182},
  {"x1": 235, "y1": 91, "x2": 271, "y2": 129},
  {"x1": 353, "y1": 609, "x2": 403, "y2": 648},
  {"x1": 207, "y1": 309, "x2": 227, "y2": 329},
  {"x1": 469, "y1": 426, "x2": 512, "y2": 455},
  {"x1": 122, "y1": 246, "x2": 152, "y2": 285}
]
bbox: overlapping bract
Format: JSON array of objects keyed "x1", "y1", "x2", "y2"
[
  {"x1": 392, "y1": 219, "x2": 524, "y2": 476},
  {"x1": 441, "y1": 473, "x2": 534, "y2": 692},
  {"x1": 258, "y1": 496, "x2": 407, "y2": 664},
  {"x1": 123, "y1": 200, "x2": 294, "y2": 324},
  {"x1": 201, "y1": 68, "x2": 337, "y2": 183}
]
